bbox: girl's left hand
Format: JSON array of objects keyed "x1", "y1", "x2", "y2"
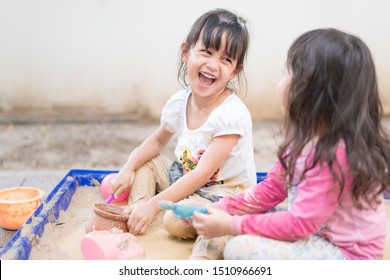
[
  {"x1": 124, "y1": 200, "x2": 160, "y2": 235},
  {"x1": 192, "y1": 207, "x2": 233, "y2": 239}
]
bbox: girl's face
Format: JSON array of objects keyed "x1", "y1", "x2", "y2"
[
  {"x1": 276, "y1": 69, "x2": 292, "y2": 115},
  {"x1": 181, "y1": 34, "x2": 240, "y2": 98}
]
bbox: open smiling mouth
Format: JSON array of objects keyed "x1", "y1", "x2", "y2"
[{"x1": 199, "y1": 72, "x2": 216, "y2": 86}]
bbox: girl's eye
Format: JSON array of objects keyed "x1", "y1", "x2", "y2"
[
  {"x1": 224, "y1": 57, "x2": 232, "y2": 64},
  {"x1": 202, "y1": 49, "x2": 211, "y2": 55}
]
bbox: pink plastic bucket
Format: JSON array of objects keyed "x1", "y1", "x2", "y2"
[{"x1": 81, "y1": 230, "x2": 145, "y2": 260}]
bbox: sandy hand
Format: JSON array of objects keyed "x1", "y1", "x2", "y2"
[{"x1": 126, "y1": 201, "x2": 159, "y2": 235}]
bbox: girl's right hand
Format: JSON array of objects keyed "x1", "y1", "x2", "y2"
[
  {"x1": 124, "y1": 199, "x2": 160, "y2": 235},
  {"x1": 192, "y1": 207, "x2": 233, "y2": 239},
  {"x1": 109, "y1": 169, "x2": 134, "y2": 199}
]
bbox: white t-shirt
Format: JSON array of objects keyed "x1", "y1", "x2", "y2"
[{"x1": 161, "y1": 89, "x2": 256, "y2": 197}]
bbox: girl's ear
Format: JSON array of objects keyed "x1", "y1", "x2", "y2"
[
  {"x1": 230, "y1": 64, "x2": 243, "y2": 80},
  {"x1": 180, "y1": 42, "x2": 189, "y2": 62}
]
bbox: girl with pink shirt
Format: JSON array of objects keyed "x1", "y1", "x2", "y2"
[{"x1": 192, "y1": 28, "x2": 390, "y2": 259}]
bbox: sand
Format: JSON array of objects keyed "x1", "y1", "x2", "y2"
[{"x1": 28, "y1": 186, "x2": 193, "y2": 260}]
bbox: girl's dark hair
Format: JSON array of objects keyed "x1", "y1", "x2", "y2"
[
  {"x1": 178, "y1": 8, "x2": 249, "y2": 95},
  {"x1": 278, "y1": 28, "x2": 390, "y2": 208}
]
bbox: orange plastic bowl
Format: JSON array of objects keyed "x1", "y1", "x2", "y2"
[{"x1": 0, "y1": 187, "x2": 44, "y2": 230}]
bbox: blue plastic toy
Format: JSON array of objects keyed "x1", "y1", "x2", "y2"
[{"x1": 159, "y1": 201, "x2": 208, "y2": 220}]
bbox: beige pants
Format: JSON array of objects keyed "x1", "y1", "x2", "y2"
[
  {"x1": 130, "y1": 153, "x2": 228, "y2": 259},
  {"x1": 128, "y1": 154, "x2": 172, "y2": 205}
]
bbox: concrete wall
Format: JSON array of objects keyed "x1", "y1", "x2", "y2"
[{"x1": 0, "y1": 0, "x2": 389, "y2": 120}]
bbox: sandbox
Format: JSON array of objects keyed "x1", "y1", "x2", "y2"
[{"x1": 0, "y1": 169, "x2": 206, "y2": 260}]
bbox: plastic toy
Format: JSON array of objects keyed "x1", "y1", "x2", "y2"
[
  {"x1": 81, "y1": 230, "x2": 145, "y2": 260},
  {"x1": 159, "y1": 201, "x2": 208, "y2": 220},
  {"x1": 100, "y1": 173, "x2": 129, "y2": 203},
  {"x1": 0, "y1": 187, "x2": 44, "y2": 230}
]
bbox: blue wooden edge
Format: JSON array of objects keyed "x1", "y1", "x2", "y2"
[{"x1": 0, "y1": 169, "x2": 116, "y2": 259}]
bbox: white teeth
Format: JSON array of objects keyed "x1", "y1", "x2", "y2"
[{"x1": 200, "y1": 72, "x2": 216, "y2": 80}]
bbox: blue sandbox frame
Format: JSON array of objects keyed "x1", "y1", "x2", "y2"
[
  {"x1": 0, "y1": 169, "x2": 116, "y2": 260},
  {"x1": 0, "y1": 169, "x2": 267, "y2": 260}
]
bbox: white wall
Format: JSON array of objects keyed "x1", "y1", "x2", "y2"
[{"x1": 0, "y1": 0, "x2": 389, "y2": 120}]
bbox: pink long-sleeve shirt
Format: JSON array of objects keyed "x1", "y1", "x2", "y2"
[{"x1": 215, "y1": 142, "x2": 387, "y2": 259}]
